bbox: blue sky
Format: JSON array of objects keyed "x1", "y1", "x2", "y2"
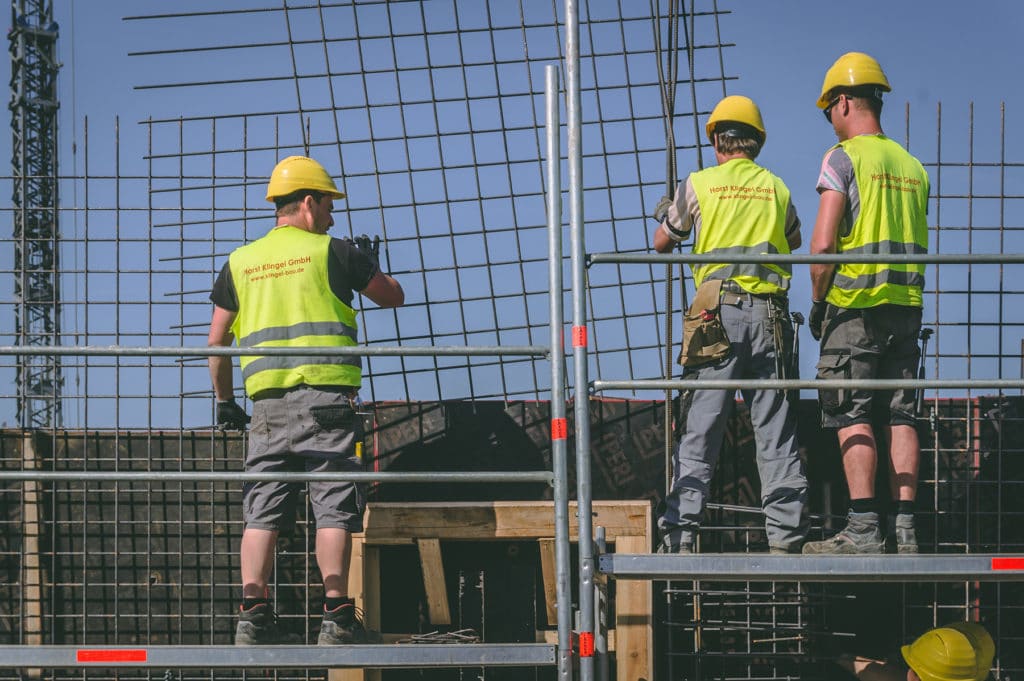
[{"x1": 2, "y1": 0, "x2": 1022, "y2": 426}]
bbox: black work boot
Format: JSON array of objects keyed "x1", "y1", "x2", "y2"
[
  {"x1": 234, "y1": 602, "x2": 300, "y2": 645},
  {"x1": 801, "y1": 511, "x2": 884, "y2": 555},
  {"x1": 318, "y1": 598, "x2": 371, "y2": 645}
]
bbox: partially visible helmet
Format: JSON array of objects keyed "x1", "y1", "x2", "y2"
[
  {"x1": 817, "y1": 51, "x2": 891, "y2": 109},
  {"x1": 705, "y1": 95, "x2": 766, "y2": 144},
  {"x1": 945, "y1": 622, "x2": 995, "y2": 681},
  {"x1": 265, "y1": 156, "x2": 346, "y2": 203},
  {"x1": 901, "y1": 627, "x2": 978, "y2": 681}
]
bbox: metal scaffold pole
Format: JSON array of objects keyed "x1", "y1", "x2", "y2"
[
  {"x1": 545, "y1": 63, "x2": 573, "y2": 681},
  {"x1": 564, "y1": 1, "x2": 595, "y2": 679}
]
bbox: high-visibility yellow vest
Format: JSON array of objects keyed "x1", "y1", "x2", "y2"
[
  {"x1": 228, "y1": 226, "x2": 361, "y2": 395},
  {"x1": 689, "y1": 157, "x2": 792, "y2": 296},
  {"x1": 826, "y1": 135, "x2": 929, "y2": 309}
]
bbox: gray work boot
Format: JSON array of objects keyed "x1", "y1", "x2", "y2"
[
  {"x1": 656, "y1": 531, "x2": 693, "y2": 554},
  {"x1": 769, "y1": 543, "x2": 803, "y2": 555},
  {"x1": 235, "y1": 603, "x2": 301, "y2": 645},
  {"x1": 887, "y1": 513, "x2": 918, "y2": 554},
  {"x1": 318, "y1": 599, "x2": 374, "y2": 645},
  {"x1": 801, "y1": 511, "x2": 884, "y2": 555}
]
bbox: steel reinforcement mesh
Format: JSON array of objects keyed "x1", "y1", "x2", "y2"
[{"x1": 0, "y1": 1, "x2": 1022, "y2": 680}]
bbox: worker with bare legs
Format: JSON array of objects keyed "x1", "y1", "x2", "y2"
[
  {"x1": 208, "y1": 156, "x2": 404, "y2": 644},
  {"x1": 802, "y1": 53, "x2": 930, "y2": 555}
]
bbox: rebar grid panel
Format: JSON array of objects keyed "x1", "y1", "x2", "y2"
[{"x1": 0, "y1": 0, "x2": 735, "y2": 431}]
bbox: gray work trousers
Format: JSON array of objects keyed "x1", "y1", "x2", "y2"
[{"x1": 658, "y1": 292, "x2": 808, "y2": 551}]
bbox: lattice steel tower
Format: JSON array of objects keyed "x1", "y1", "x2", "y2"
[{"x1": 10, "y1": 0, "x2": 60, "y2": 428}]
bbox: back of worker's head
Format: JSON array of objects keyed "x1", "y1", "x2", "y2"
[
  {"x1": 818, "y1": 51, "x2": 890, "y2": 118},
  {"x1": 901, "y1": 627, "x2": 978, "y2": 681},
  {"x1": 705, "y1": 95, "x2": 765, "y2": 159},
  {"x1": 265, "y1": 156, "x2": 346, "y2": 217},
  {"x1": 944, "y1": 622, "x2": 995, "y2": 681}
]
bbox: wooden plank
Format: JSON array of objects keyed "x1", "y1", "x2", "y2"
[
  {"x1": 613, "y1": 535, "x2": 653, "y2": 681},
  {"x1": 363, "y1": 501, "x2": 651, "y2": 543},
  {"x1": 22, "y1": 434, "x2": 42, "y2": 680},
  {"x1": 537, "y1": 538, "x2": 558, "y2": 625},
  {"x1": 416, "y1": 538, "x2": 451, "y2": 625}
]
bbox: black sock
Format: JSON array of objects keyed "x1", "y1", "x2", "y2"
[
  {"x1": 242, "y1": 597, "x2": 268, "y2": 611},
  {"x1": 849, "y1": 498, "x2": 878, "y2": 514},
  {"x1": 896, "y1": 500, "x2": 914, "y2": 516},
  {"x1": 324, "y1": 596, "x2": 352, "y2": 612}
]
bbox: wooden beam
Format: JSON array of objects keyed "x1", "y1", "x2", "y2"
[
  {"x1": 416, "y1": 538, "x2": 451, "y2": 625},
  {"x1": 363, "y1": 501, "x2": 650, "y2": 544},
  {"x1": 537, "y1": 538, "x2": 558, "y2": 625},
  {"x1": 612, "y1": 535, "x2": 653, "y2": 681}
]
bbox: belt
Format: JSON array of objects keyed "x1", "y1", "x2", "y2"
[
  {"x1": 251, "y1": 383, "x2": 358, "y2": 402},
  {"x1": 719, "y1": 280, "x2": 787, "y2": 304}
]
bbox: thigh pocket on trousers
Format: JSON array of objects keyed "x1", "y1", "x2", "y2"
[{"x1": 816, "y1": 350, "x2": 851, "y2": 415}]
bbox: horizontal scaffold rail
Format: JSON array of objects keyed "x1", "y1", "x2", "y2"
[
  {"x1": 0, "y1": 345, "x2": 550, "y2": 358},
  {"x1": 0, "y1": 471, "x2": 555, "y2": 484},
  {"x1": 0, "y1": 643, "x2": 557, "y2": 668},
  {"x1": 588, "y1": 252, "x2": 1024, "y2": 266},
  {"x1": 599, "y1": 554, "x2": 1024, "y2": 581},
  {"x1": 593, "y1": 378, "x2": 1024, "y2": 392}
]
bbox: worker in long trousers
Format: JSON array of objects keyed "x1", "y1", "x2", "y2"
[
  {"x1": 837, "y1": 621, "x2": 995, "y2": 681},
  {"x1": 207, "y1": 156, "x2": 404, "y2": 644},
  {"x1": 651, "y1": 95, "x2": 809, "y2": 555},
  {"x1": 802, "y1": 53, "x2": 930, "y2": 555}
]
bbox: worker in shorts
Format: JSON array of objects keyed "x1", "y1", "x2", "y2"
[
  {"x1": 208, "y1": 156, "x2": 404, "y2": 644},
  {"x1": 802, "y1": 53, "x2": 930, "y2": 555}
]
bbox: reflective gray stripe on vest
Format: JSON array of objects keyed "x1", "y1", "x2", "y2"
[
  {"x1": 841, "y1": 240, "x2": 927, "y2": 257},
  {"x1": 701, "y1": 243, "x2": 790, "y2": 288},
  {"x1": 241, "y1": 354, "x2": 362, "y2": 382},
  {"x1": 238, "y1": 321, "x2": 358, "y2": 347},
  {"x1": 833, "y1": 240, "x2": 927, "y2": 290},
  {"x1": 832, "y1": 269, "x2": 924, "y2": 291}
]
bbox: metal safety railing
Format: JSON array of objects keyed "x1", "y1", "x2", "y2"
[
  {"x1": 0, "y1": 65, "x2": 572, "y2": 678},
  {"x1": 575, "y1": 248, "x2": 1024, "y2": 681}
]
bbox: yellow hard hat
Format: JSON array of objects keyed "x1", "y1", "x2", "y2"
[
  {"x1": 265, "y1": 155, "x2": 346, "y2": 203},
  {"x1": 705, "y1": 95, "x2": 766, "y2": 144},
  {"x1": 945, "y1": 622, "x2": 995, "y2": 681},
  {"x1": 817, "y1": 51, "x2": 891, "y2": 108},
  {"x1": 901, "y1": 627, "x2": 978, "y2": 681}
]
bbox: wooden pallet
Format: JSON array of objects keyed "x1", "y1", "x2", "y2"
[{"x1": 333, "y1": 500, "x2": 653, "y2": 681}]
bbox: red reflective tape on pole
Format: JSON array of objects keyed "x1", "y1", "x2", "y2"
[
  {"x1": 991, "y1": 556, "x2": 1024, "y2": 570},
  {"x1": 572, "y1": 325, "x2": 587, "y2": 347},
  {"x1": 76, "y1": 649, "x2": 148, "y2": 663},
  {"x1": 551, "y1": 418, "x2": 568, "y2": 440},
  {"x1": 578, "y1": 631, "x2": 595, "y2": 657}
]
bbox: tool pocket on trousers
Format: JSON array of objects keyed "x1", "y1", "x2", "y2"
[
  {"x1": 678, "y1": 280, "x2": 731, "y2": 368},
  {"x1": 310, "y1": 404, "x2": 355, "y2": 432},
  {"x1": 816, "y1": 350, "x2": 851, "y2": 415}
]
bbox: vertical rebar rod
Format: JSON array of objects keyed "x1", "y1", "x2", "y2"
[
  {"x1": 565, "y1": 2, "x2": 594, "y2": 681},
  {"x1": 545, "y1": 63, "x2": 572, "y2": 681}
]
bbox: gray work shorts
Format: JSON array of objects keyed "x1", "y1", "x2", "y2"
[
  {"x1": 816, "y1": 303, "x2": 922, "y2": 429},
  {"x1": 244, "y1": 386, "x2": 366, "y2": 533}
]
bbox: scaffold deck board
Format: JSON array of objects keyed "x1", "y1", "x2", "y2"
[
  {"x1": 599, "y1": 554, "x2": 1024, "y2": 581},
  {"x1": 0, "y1": 643, "x2": 557, "y2": 668}
]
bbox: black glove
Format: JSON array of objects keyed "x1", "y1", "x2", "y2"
[
  {"x1": 352, "y1": 234, "x2": 380, "y2": 268},
  {"x1": 809, "y1": 301, "x2": 827, "y2": 341},
  {"x1": 216, "y1": 400, "x2": 251, "y2": 430},
  {"x1": 652, "y1": 195, "x2": 673, "y2": 223}
]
